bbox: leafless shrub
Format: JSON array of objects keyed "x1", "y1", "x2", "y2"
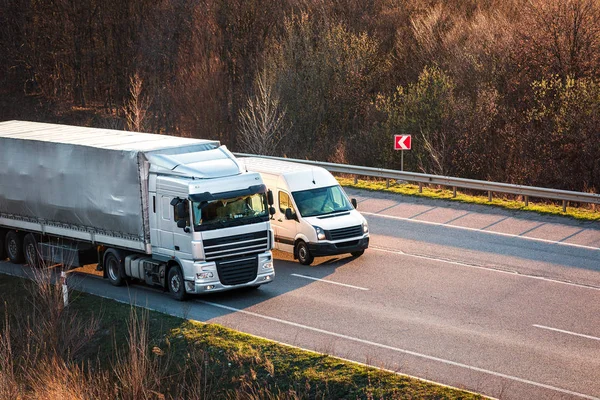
[
  {"x1": 124, "y1": 72, "x2": 152, "y2": 133},
  {"x1": 238, "y1": 68, "x2": 290, "y2": 156},
  {"x1": 112, "y1": 307, "x2": 166, "y2": 400},
  {"x1": 0, "y1": 308, "x2": 21, "y2": 399}
]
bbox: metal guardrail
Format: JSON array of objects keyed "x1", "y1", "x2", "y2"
[{"x1": 234, "y1": 153, "x2": 600, "y2": 211}]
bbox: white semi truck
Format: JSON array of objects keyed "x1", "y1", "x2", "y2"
[{"x1": 0, "y1": 121, "x2": 275, "y2": 300}]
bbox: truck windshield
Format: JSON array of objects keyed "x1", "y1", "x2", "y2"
[
  {"x1": 292, "y1": 185, "x2": 353, "y2": 217},
  {"x1": 192, "y1": 192, "x2": 269, "y2": 231}
]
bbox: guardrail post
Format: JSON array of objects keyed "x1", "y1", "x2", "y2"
[
  {"x1": 61, "y1": 271, "x2": 68, "y2": 307},
  {"x1": 562, "y1": 200, "x2": 567, "y2": 213},
  {"x1": 524, "y1": 196, "x2": 529, "y2": 207},
  {"x1": 354, "y1": 176, "x2": 358, "y2": 185},
  {"x1": 386, "y1": 179, "x2": 390, "y2": 188},
  {"x1": 488, "y1": 191, "x2": 492, "y2": 202},
  {"x1": 453, "y1": 187, "x2": 457, "y2": 198},
  {"x1": 418, "y1": 183, "x2": 423, "y2": 193}
]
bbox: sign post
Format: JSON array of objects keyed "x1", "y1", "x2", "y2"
[{"x1": 393, "y1": 135, "x2": 411, "y2": 171}]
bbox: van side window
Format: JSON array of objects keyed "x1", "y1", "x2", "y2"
[{"x1": 279, "y1": 191, "x2": 294, "y2": 214}]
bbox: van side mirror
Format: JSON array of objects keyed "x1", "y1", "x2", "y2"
[
  {"x1": 285, "y1": 208, "x2": 296, "y2": 221},
  {"x1": 267, "y1": 190, "x2": 274, "y2": 206},
  {"x1": 351, "y1": 198, "x2": 357, "y2": 209}
]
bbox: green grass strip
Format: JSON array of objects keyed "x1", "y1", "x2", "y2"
[{"x1": 338, "y1": 178, "x2": 600, "y2": 222}]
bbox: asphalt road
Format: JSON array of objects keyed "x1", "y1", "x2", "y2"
[{"x1": 2, "y1": 189, "x2": 599, "y2": 399}]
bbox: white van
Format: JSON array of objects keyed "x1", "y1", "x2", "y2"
[{"x1": 242, "y1": 157, "x2": 369, "y2": 265}]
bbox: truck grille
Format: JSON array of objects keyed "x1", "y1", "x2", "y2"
[
  {"x1": 203, "y1": 230, "x2": 269, "y2": 261},
  {"x1": 327, "y1": 225, "x2": 363, "y2": 241},
  {"x1": 216, "y1": 256, "x2": 258, "y2": 285}
]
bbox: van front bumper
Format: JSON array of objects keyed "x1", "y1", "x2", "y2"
[{"x1": 307, "y1": 236, "x2": 369, "y2": 257}]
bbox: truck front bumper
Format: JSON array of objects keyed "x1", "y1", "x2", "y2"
[{"x1": 182, "y1": 252, "x2": 275, "y2": 294}]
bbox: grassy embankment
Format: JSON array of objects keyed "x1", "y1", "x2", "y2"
[
  {"x1": 0, "y1": 273, "x2": 483, "y2": 399},
  {"x1": 338, "y1": 177, "x2": 600, "y2": 222}
]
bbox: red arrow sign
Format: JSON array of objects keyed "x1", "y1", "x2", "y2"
[{"x1": 394, "y1": 135, "x2": 411, "y2": 150}]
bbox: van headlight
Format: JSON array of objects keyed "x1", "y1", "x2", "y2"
[
  {"x1": 363, "y1": 221, "x2": 369, "y2": 233},
  {"x1": 314, "y1": 226, "x2": 326, "y2": 240}
]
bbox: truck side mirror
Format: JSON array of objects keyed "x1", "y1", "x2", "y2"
[
  {"x1": 267, "y1": 190, "x2": 274, "y2": 206},
  {"x1": 351, "y1": 198, "x2": 357, "y2": 209},
  {"x1": 285, "y1": 208, "x2": 296, "y2": 221},
  {"x1": 269, "y1": 206, "x2": 276, "y2": 216},
  {"x1": 176, "y1": 202, "x2": 187, "y2": 217},
  {"x1": 177, "y1": 219, "x2": 187, "y2": 229}
]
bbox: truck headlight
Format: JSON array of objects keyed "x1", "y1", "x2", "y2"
[
  {"x1": 196, "y1": 272, "x2": 214, "y2": 279},
  {"x1": 262, "y1": 261, "x2": 273, "y2": 270},
  {"x1": 314, "y1": 226, "x2": 326, "y2": 240},
  {"x1": 363, "y1": 222, "x2": 369, "y2": 233}
]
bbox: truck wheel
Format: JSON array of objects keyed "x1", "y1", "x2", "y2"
[
  {"x1": 296, "y1": 241, "x2": 314, "y2": 266},
  {"x1": 105, "y1": 252, "x2": 124, "y2": 286},
  {"x1": 5, "y1": 231, "x2": 25, "y2": 264},
  {"x1": 23, "y1": 234, "x2": 41, "y2": 267},
  {"x1": 168, "y1": 266, "x2": 187, "y2": 301},
  {"x1": 351, "y1": 250, "x2": 364, "y2": 257}
]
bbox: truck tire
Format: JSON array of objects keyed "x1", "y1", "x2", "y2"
[
  {"x1": 296, "y1": 240, "x2": 314, "y2": 266},
  {"x1": 105, "y1": 252, "x2": 125, "y2": 286},
  {"x1": 23, "y1": 233, "x2": 41, "y2": 268},
  {"x1": 351, "y1": 250, "x2": 364, "y2": 257},
  {"x1": 168, "y1": 266, "x2": 187, "y2": 301},
  {"x1": 5, "y1": 231, "x2": 25, "y2": 264}
]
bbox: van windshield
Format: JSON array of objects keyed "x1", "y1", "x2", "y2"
[
  {"x1": 292, "y1": 185, "x2": 353, "y2": 217},
  {"x1": 192, "y1": 193, "x2": 269, "y2": 231}
]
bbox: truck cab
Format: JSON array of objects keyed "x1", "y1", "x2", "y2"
[{"x1": 133, "y1": 148, "x2": 275, "y2": 297}]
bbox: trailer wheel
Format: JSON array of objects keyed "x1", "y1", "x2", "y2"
[
  {"x1": 105, "y1": 252, "x2": 124, "y2": 286},
  {"x1": 168, "y1": 266, "x2": 187, "y2": 301},
  {"x1": 296, "y1": 240, "x2": 314, "y2": 266},
  {"x1": 23, "y1": 234, "x2": 41, "y2": 268},
  {"x1": 5, "y1": 231, "x2": 25, "y2": 264}
]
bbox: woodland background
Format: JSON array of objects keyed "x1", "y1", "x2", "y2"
[{"x1": 1, "y1": 0, "x2": 599, "y2": 192}]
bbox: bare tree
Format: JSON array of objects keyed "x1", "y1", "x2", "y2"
[
  {"x1": 123, "y1": 72, "x2": 151, "y2": 133},
  {"x1": 238, "y1": 69, "x2": 290, "y2": 155}
]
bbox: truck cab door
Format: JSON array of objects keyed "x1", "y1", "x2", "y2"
[
  {"x1": 173, "y1": 200, "x2": 193, "y2": 260},
  {"x1": 156, "y1": 195, "x2": 175, "y2": 257}
]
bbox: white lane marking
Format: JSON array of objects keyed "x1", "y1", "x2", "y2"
[
  {"x1": 197, "y1": 299, "x2": 599, "y2": 400},
  {"x1": 291, "y1": 273, "x2": 369, "y2": 291},
  {"x1": 533, "y1": 325, "x2": 600, "y2": 342},
  {"x1": 362, "y1": 211, "x2": 600, "y2": 252},
  {"x1": 371, "y1": 246, "x2": 600, "y2": 292}
]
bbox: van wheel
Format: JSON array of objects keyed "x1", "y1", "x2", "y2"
[
  {"x1": 296, "y1": 241, "x2": 314, "y2": 266},
  {"x1": 168, "y1": 266, "x2": 187, "y2": 301},
  {"x1": 23, "y1": 234, "x2": 41, "y2": 268},
  {"x1": 5, "y1": 231, "x2": 25, "y2": 264},
  {"x1": 105, "y1": 252, "x2": 124, "y2": 286},
  {"x1": 351, "y1": 250, "x2": 364, "y2": 257}
]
